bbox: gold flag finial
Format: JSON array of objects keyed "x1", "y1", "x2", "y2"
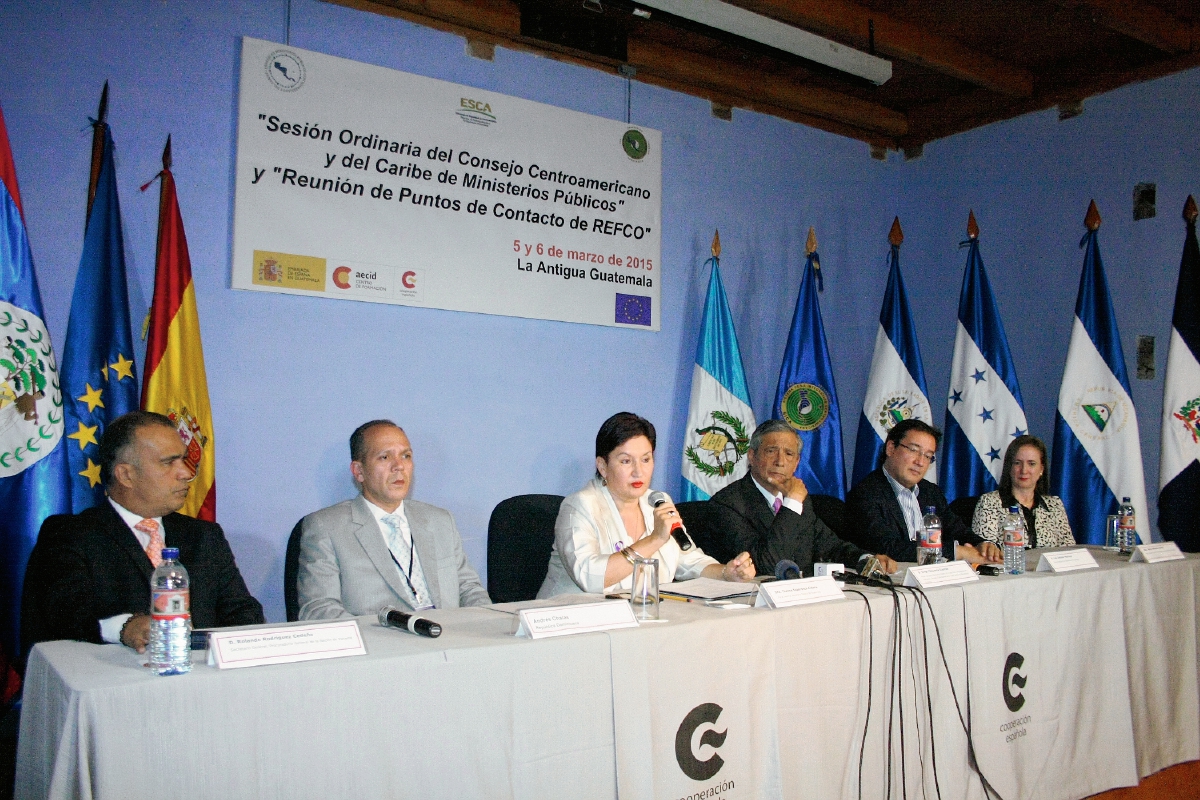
[
  {"x1": 806, "y1": 227, "x2": 817, "y2": 255},
  {"x1": 711, "y1": 230, "x2": 721, "y2": 258},
  {"x1": 1084, "y1": 200, "x2": 1102, "y2": 231},
  {"x1": 967, "y1": 210, "x2": 979, "y2": 239},
  {"x1": 888, "y1": 216, "x2": 904, "y2": 246},
  {"x1": 1184, "y1": 195, "x2": 1198, "y2": 224}
]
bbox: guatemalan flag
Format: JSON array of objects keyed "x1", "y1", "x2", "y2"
[
  {"x1": 773, "y1": 229, "x2": 845, "y2": 498},
  {"x1": 0, "y1": 101, "x2": 69, "y2": 666},
  {"x1": 940, "y1": 212, "x2": 1028, "y2": 501},
  {"x1": 681, "y1": 232, "x2": 756, "y2": 501},
  {"x1": 852, "y1": 218, "x2": 933, "y2": 488},
  {"x1": 1157, "y1": 196, "x2": 1200, "y2": 551},
  {"x1": 1052, "y1": 201, "x2": 1149, "y2": 545}
]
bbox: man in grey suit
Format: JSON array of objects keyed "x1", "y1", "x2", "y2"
[{"x1": 297, "y1": 420, "x2": 490, "y2": 619}]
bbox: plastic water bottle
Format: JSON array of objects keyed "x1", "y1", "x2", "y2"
[
  {"x1": 1001, "y1": 506, "x2": 1027, "y2": 575},
  {"x1": 148, "y1": 547, "x2": 192, "y2": 675},
  {"x1": 918, "y1": 506, "x2": 942, "y2": 566},
  {"x1": 1117, "y1": 497, "x2": 1137, "y2": 554}
]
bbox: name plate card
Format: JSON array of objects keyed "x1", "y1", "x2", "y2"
[
  {"x1": 1130, "y1": 541, "x2": 1187, "y2": 564},
  {"x1": 208, "y1": 621, "x2": 366, "y2": 669},
  {"x1": 755, "y1": 575, "x2": 844, "y2": 608},
  {"x1": 904, "y1": 560, "x2": 980, "y2": 589},
  {"x1": 1036, "y1": 549, "x2": 1100, "y2": 573},
  {"x1": 515, "y1": 600, "x2": 639, "y2": 639}
]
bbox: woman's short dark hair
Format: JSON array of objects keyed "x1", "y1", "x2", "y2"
[
  {"x1": 595, "y1": 412, "x2": 656, "y2": 464},
  {"x1": 999, "y1": 435, "x2": 1049, "y2": 497}
]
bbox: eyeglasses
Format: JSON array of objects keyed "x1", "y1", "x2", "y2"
[{"x1": 896, "y1": 441, "x2": 937, "y2": 463}]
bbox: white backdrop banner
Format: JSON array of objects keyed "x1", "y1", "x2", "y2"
[{"x1": 232, "y1": 38, "x2": 662, "y2": 329}]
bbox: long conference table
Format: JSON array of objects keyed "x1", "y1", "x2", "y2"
[{"x1": 16, "y1": 548, "x2": 1200, "y2": 800}]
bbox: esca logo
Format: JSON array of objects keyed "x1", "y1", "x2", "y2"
[
  {"x1": 675, "y1": 703, "x2": 726, "y2": 781},
  {"x1": 1003, "y1": 652, "x2": 1027, "y2": 712}
]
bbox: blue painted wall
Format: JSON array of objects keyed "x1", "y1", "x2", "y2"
[{"x1": 2, "y1": 0, "x2": 1196, "y2": 620}]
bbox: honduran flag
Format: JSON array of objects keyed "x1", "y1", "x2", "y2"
[
  {"x1": 681, "y1": 232, "x2": 756, "y2": 501},
  {"x1": 1052, "y1": 201, "x2": 1149, "y2": 545},
  {"x1": 852, "y1": 218, "x2": 934, "y2": 488},
  {"x1": 940, "y1": 212, "x2": 1028, "y2": 501},
  {"x1": 141, "y1": 137, "x2": 217, "y2": 520},
  {"x1": 1158, "y1": 196, "x2": 1200, "y2": 551}
]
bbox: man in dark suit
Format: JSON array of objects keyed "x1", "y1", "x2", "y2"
[
  {"x1": 846, "y1": 419, "x2": 1002, "y2": 564},
  {"x1": 22, "y1": 411, "x2": 263, "y2": 655},
  {"x1": 710, "y1": 420, "x2": 897, "y2": 577}
]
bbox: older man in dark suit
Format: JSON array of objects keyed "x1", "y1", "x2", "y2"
[
  {"x1": 710, "y1": 420, "x2": 897, "y2": 578},
  {"x1": 22, "y1": 411, "x2": 264, "y2": 655}
]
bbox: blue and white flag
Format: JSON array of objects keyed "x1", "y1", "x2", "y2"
[
  {"x1": 774, "y1": 246, "x2": 845, "y2": 498},
  {"x1": 0, "y1": 102, "x2": 68, "y2": 660},
  {"x1": 852, "y1": 237, "x2": 933, "y2": 488},
  {"x1": 681, "y1": 247, "x2": 756, "y2": 501},
  {"x1": 940, "y1": 228, "x2": 1028, "y2": 501},
  {"x1": 1158, "y1": 197, "x2": 1199, "y2": 550},
  {"x1": 60, "y1": 121, "x2": 139, "y2": 512},
  {"x1": 1052, "y1": 207, "x2": 1149, "y2": 545}
]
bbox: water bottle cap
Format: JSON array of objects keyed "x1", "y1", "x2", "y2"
[
  {"x1": 1008, "y1": 506, "x2": 1020, "y2": 513},
  {"x1": 161, "y1": 547, "x2": 180, "y2": 560},
  {"x1": 924, "y1": 506, "x2": 936, "y2": 514},
  {"x1": 1122, "y1": 497, "x2": 1131, "y2": 503}
]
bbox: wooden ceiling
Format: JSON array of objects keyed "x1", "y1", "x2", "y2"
[{"x1": 330, "y1": 0, "x2": 1200, "y2": 153}]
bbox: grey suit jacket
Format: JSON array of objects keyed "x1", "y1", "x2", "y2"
[{"x1": 297, "y1": 495, "x2": 490, "y2": 619}]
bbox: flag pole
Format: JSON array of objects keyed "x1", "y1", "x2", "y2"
[
  {"x1": 85, "y1": 81, "x2": 108, "y2": 226},
  {"x1": 889, "y1": 216, "x2": 904, "y2": 247}
]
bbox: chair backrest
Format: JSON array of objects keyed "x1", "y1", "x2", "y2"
[
  {"x1": 284, "y1": 519, "x2": 305, "y2": 622},
  {"x1": 809, "y1": 494, "x2": 850, "y2": 541},
  {"x1": 675, "y1": 501, "x2": 731, "y2": 563},
  {"x1": 486, "y1": 494, "x2": 564, "y2": 603},
  {"x1": 948, "y1": 495, "x2": 981, "y2": 533}
]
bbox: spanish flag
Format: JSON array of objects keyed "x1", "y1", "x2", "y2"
[{"x1": 141, "y1": 136, "x2": 216, "y2": 520}]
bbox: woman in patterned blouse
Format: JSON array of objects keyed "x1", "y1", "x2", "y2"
[{"x1": 973, "y1": 435, "x2": 1075, "y2": 549}]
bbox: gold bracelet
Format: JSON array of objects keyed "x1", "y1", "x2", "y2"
[{"x1": 620, "y1": 545, "x2": 639, "y2": 565}]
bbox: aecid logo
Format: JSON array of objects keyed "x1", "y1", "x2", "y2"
[
  {"x1": 1003, "y1": 652, "x2": 1027, "y2": 712},
  {"x1": 675, "y1": 703, "x2": 726, "y2": 781},
  {"x1": 401, "y1": 271, "x2": 417, "y2": 289},
  {"x1": 332, "y1": 266, "x2": 352, "y2": 289}
]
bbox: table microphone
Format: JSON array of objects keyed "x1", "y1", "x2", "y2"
[
  {"x1": 647, "y1": 491, "x2": 694, "y2": 551},
  {"x1": 378, "y1": 606, "x2": 442, "y2": 638},
  {"x1": 774, "y1": 559, "x2": 801, "y2": 582}
]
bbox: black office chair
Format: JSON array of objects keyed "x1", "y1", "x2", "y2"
[
  {"x1": 675, "y1": 501, "x2": 731, "y2": 563},
  {"x1": 949, "y1": 494, "x2": 981, "y2": 532},
  {"x1": 284, "y1": 519, "x2": 305, "y2": 622},
  {"x1": 486, "y1": 494, "x2": 564, "y2": 603},
  {"x1": 809, "y1": 494, "x2": 850, "y2": 540}
]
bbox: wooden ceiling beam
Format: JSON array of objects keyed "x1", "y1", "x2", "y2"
[
  {"x1": 731, "y1": 0, "x2": 1034, "y2": 97},
  {"x1": 1059, "y1": 0, "x2": 1198, "y2": 54}
]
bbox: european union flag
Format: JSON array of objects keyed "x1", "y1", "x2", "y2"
[
  {"x1": 615, "y1": 293, "x2": 651, "y2": 326},
  {"x1": 60, "y1": 122, "x2": 138, "y2": 512},
  {"x1": 0, "y1": 101, "x2": 69, "y2": 662}
]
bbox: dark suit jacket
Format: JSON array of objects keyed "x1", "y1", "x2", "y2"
[
  {"x1": 845, "y1": 469, "x2": 982, "y2": 563},
  {"x1": 709, "y1": 473, "x2": 865, "y2": 577},
  {"x1": 21, "y1": 502, "x2": 264, "y2": 653}
]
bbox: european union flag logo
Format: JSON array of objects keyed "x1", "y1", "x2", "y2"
[{"x1": 615, "y1": 293, "x2": 651, "y2": 326}]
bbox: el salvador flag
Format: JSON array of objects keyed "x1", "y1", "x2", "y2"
[
  {"x1": 940, "y1": 214, "x2": 1028, "y2": 501},
  {"x1": 0, "y1": 101, "x2": 69, "y2": 661},
  {"x1": 1053, "y1": 202, "x2": 1149, "y2": 544},
  {"x1": 852, "y1": 220, "x2": 934, "y2": 488},
  {"x1": 681, "y1": 235, "x2": 756, "y2": 501},
  {"x1": 773, "y1": 238, "x2": 845, "y2": 498}
]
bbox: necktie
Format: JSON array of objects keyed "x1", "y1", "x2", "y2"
[
  {"x1": 772, "y1": 497, "x2": 783, "y2": 515},
  {"x1": 380, "y1": 514, "x2": 433, "y2": 609},
  {"x1": 137, "y1": 519, "x2": 164, "y2": 568}
]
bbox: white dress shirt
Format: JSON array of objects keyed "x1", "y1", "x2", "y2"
[
  {"x1": 883, "y1": 468, "x2": 925, "y2": 542},
  {"x1": 363, "y1": 498, "x2": 433, "y2": 609},
  {"x1": 100, "y1": 499, "x2": 164, "y2": 643},
  {"x1": 750, "y1": 475, "x2": 804, "y2": 516}
]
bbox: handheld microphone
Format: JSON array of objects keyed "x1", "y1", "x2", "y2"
[
  {"x1": 377, "y1": 606, "x2": 442, "y2": 638},
  {"x1": 774, "y1": 559, "x2": 801, "y2": 582},
  {"x1": 647, "y1": 491, "x2": 694, "y2": 550}
]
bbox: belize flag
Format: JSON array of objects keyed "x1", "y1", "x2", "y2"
[
  {"x1": 852, "y1": 218, "x2": 934, "y2": 488},
  {"x1": 940, "y1": 212, "x2": 1028, "y2": 501},
  {"x1": 1157, "y1": 196, "x2": 1200, "y2": 550},
  {"x1": 0, "y1": 101, "x2": 68, "y2": 665},
  {"x1": 1052, "y1": 201, "x2": 1149, "y2": 545},
  {"x1": 681, "y1": 232, "x2": 756, "y2": 501},
  {"x1": 773, "y1": 232, "x2": 845, "y2": 498}
]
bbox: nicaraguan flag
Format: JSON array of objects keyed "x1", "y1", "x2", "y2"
[
  {"x1": 940, "y1": 228, "x2": 1028, "y2": 501},
  {"x1": 61, "y1": 122, "x2": 139, "y2": 512},
  {"x1": 1052, "y1": 206, "x2": 1149, "y2": 545},
  {"x1": 773, "y1": 247, "x2": 845, "y2": 498},
  {"x1": 1158, "y1": 197, "x2": 1200, "y2": 551},
  {"x1": 681, "y1": 248, "x2": 756, "y2": 501},
  {"x1": 852, "y1": 237, "x2": 933, "y2": 488},
  {"x1": 0, "y1": 101, "x2": 69, "y2": 661}
]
